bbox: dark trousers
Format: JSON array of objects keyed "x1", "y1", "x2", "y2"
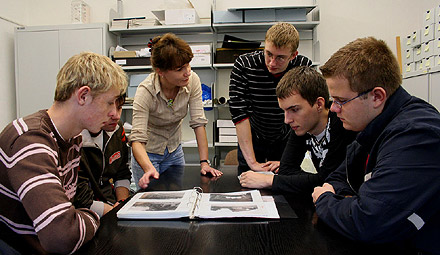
[{"x1": 237, "y1": 130, "x2": 288, "y2": 175}]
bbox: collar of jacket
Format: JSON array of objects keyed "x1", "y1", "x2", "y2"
[
  {"x1": 81, "y1": 124, "x2": 120, "y2": 148},
  {"x1": 356, "y1": 86, "x2": 410, "y2": 151}
]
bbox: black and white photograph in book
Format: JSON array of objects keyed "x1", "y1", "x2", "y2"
[{"x1": 209, "y1": 193, "x2": 253, "y2": 202}]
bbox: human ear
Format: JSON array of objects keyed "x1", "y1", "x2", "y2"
[
  {"x1": 77, "y1": 86, "x2": 91, "y2": 106},
  {"x1": 316, "y1": 97, "x2": 325, "y2": 112},
  {"x1": 371, "y1": 87, "x2": 387, "y2": 108}
]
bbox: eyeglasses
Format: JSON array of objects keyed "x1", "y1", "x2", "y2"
[
  {"x1": 264, "y1": 51, "x2": 290, "y2": 64},
  {"x1": 330, "y1": 88, "x2": 373, "y2": 109}
]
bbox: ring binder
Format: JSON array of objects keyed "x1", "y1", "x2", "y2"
[{"x1": 116, "y1": 188, "x2": 280, "y2": 219}]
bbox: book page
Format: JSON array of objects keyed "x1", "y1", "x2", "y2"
[
  {"x1": 195, "y1": 190, "x2": 279, "y2": 219},
  {"x1": 117, "y1": 189, "x2": 196, "y2": 219}
]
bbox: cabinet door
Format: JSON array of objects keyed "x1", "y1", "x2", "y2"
[
  {"x1": 402, "y1": 75, "x2": 429, "y2": 102},
  {"x1": 59, "y1": 28, "x2": 103, "y2": 66},
  {"x1": 16, "y1": 30, "x2": 60, "y2": 117},
  {"x1": 430, "y1": 72, "x2": 440, "y2": 111}
]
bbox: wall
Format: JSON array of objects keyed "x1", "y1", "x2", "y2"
[
  {"x1": 0, "y1": 0, "x2": 438, "y2": 130},
  {"x1": 0, "y1": 0, "x2": 27, "y2": 129}
]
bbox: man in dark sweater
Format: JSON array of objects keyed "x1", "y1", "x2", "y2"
[
  {"x1": 313, "y1": 37, "x2": 440, "y2": 254},
  {"x1": 239, "y1": 66, "x2": 356, "y2": 194},
  {"x1": 229, "y1": 22, "x2": 312, "y2": 174}
]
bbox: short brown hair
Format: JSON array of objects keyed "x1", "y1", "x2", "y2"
[
  {"x1": 320, "y1": 37, "x2": 402, "y2": 96},
  {"x1": 265, "y1": 22, "x2": 299, "y2": 53},
  {"x1": 55, "y1": 52, "x2": 127, "y2": 102},
  {"x1": 151, "y1": 33, "x2": 193, "y2": 71},
  {"x1": 277, "y1": 66, "x2": 329, "y2": 108}
]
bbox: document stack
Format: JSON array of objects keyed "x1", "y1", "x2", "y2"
[{"x1": 217, "y1": 119, "x2": 237, "y2": 143}]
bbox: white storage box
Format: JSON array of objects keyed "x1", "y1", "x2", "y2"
[
  {"x1": 213, "y1": 10, "x2": 243, "y2": 23},
  {"x1": 435, "y1": 38, "x2": 440, "y2": 55},
  {"x1": 423, "y1": 24, "x2": 435, "y2": 43},
  {"x1": 217, "y1": 119, "x2": 234, "y2": 127},
  {"x1": 415, "y1": 60, "x2": 424, "y2": 72},
  {"x1": 423, "y1": 56, "x2": 435, "y2": 69},
  {"x1": 435, "y1": 21, "x2": 440, "y2": 39},
  {"x1": 411, "y1": 30, "x2": 422, "y2": 46},
  {"x1": 423, "y1": 8, "x2": 435, "y2": 26},
  {"x1": 403, "y1": 48, "x2": 413, "y2": 64},
  {"x1": 152, "y1": 9, "x2": 199, "y2": 25},
  {"x1": 190, "y1": 45, "x2": 211, "y2": 66},
  {"x1": 219, "y1": 135, "x2": 238, "y2": 143},
  {"x1": 219, "y1": 127, "x2": 237, "y2": 135},
  {"x1": 435, "y1": 55, "x2": 440, "y2": 67},
  {"x1": 404, "y1": 62, "x2": 415, "y2": 74},
  {"x1": 413, "y1": 45, "x2": 423, "y2": 62},
  {"x1": 436, "y1": 5, "x2": 440, "y2": 23},
  {"x1": 422, "y1": 40, "x2": 435, "y2": 59}
]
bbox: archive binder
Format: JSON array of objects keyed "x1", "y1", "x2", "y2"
[{"x1": 116, "y1": 188, "x2": 279, "y2": 220}]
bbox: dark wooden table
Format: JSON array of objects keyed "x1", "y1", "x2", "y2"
[{"x1": 75, "y1": 165, "x2": 412, "y2": 255}]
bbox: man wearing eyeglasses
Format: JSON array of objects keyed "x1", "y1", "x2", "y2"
[
  {"x1": 312, "y1": 37, "x2": 440, "y2": 254},
  {"x1": 229, "y1": 22, "x2": 312, "y2": 175},
  {"x1": 239, "y1": 66, "x2": 356, "y2": 194}
]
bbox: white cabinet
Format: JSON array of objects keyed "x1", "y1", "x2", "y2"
[
  {"x1": 15, "y1": 23, "x2": 115, "y2": 117},
  {"x1": 402, "y1": 67, "x2": 440, "y2": 111}
]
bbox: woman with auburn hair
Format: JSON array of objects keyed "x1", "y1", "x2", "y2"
[{"x1": 130, "y1": 33, "x2": 222, "y2": 190}]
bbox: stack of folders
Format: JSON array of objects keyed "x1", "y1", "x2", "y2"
[{"x1": 217, "y1": 119, "x2": 237, "y2": 143}]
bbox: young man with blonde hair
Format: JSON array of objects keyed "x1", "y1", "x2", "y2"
[
  {"x1": 0, "y1": 52, "x2": 127, "y2": 254},
  {"x1": 312, "y1": 37, "x2": 440, "y2": 254},
  {"x1": 229, "y1": 22, "x2": 312, "y2": 174},
  {"x1": 239, "y1": 66, "x2": 356, "y2": 194}
]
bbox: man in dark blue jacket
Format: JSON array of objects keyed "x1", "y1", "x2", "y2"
[{"x1": 312, "y1": 37, "x2": 440, "y2": 254}]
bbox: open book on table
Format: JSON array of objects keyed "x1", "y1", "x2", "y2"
[{"x1": 116, "y1": 188, "x2": 280, "y2": 220}]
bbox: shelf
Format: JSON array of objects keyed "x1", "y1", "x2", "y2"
[
  {"x1": 228, "y1": 5, "x2": 317, "y2": 14},
  {"x1": 212, "y1": 21, "x2": 319, "y2": 33},
  {"x1": 215, "y1": 142, "x2": 238, "y2": 147},
  {"x1": 110, "y1": 20, "x2": 212, "y2": 35},
  {"x1": 121, "y1": 64, "x2": 213, "y2": 71},
  {"x1": 214, "y1": 62, "x2": 320, "y2": 69}
]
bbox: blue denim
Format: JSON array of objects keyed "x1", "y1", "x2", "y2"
[{"x1": 131, "y1": 145, "x2": 185, "y2": 190}]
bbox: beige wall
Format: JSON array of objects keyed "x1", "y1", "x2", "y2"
[{"x1": 0, "y1": 0, "x2": 438, "y2": 130}]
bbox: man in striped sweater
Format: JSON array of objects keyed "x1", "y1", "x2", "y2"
[
  {"x1": 229, "y1": 22, "x2": 312, "y2": 174},
  {"x1": 0, "y1": 52, "x2": 127, "y2": 254}
]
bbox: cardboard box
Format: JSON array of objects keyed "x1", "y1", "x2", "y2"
[
  {"x1": 113, "y1": 57, "x2": 151, "y2": 66},
  {"x1": 114, "y1": 51, "x2": 136, "y2": 58},
  {"x1": 213, "y1": 10, "x2": 243, "y2": 23},
  {"x1": 244, "y1": 9, "x2": 275, "y2": 23},
  {"x1": 215, "y1": 48, "x2": 263, "y2": 63},
  {"x1": 152, "y1": 9, "x2": 199, "y2": 25}
]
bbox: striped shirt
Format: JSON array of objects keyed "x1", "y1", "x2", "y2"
[
  {"x1": 0, "y1": 110, "x2": 99, "y2": 254},
  {"x1": 229, "y1": 51, "x2": 312, "y2": 141}
]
